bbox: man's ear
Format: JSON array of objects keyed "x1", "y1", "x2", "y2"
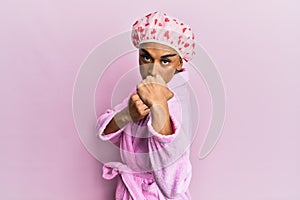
[{"x1": 176, "y1": 57, "x2": 183, "y2": 71}]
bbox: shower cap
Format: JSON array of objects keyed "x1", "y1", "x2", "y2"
[{"x1": 131, "y1": 11, "x2": 196, "y2": 62}]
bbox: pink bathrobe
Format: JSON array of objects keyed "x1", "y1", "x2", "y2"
[{"x1": 96, "y1": 70, "x2": 193, "y2": 200}]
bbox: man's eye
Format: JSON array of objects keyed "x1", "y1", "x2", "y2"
[
  {"x1": 161, "y1": 60, "x2": 170, "y2": 65},
  {"x1": 142, "y1": 55, "x2": 151, "y2": 62}
]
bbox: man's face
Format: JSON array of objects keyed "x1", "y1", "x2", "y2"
[{"x1": 139, "y1": 42, "x2": 183, "y2": 83}]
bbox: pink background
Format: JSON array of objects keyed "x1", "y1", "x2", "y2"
[{"x1": 1, "y1": 0, "x2": 299, "y2": 199}]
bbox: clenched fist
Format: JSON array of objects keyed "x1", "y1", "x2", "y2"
[
  {"x1": 128, "y1": 93, "x2": 150, "y2": 122},
  {"x1": 136, "y1": 75, "x2": 174, "y2": 108},
  {"x1": 104, "y1": 75, "x2": 175, "y2": 135}
]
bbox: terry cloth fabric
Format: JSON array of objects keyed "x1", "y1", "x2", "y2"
[
  {"x1": 131, "y1": 11, "x2": 196, "y2": 62},
  {"x1": 96, "y1": 69, "x2": 194, "y2": 200}
]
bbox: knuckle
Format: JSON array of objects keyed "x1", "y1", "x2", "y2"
[
  {"x1": 137, "y1": 84, "x2": 143, "y2": 92},
  {"x1": 137, "y1": 108, "x2": 143, "y2": 115},
  {"x1": 131, "y1": 93, "x2": 137, "y2": 99}
]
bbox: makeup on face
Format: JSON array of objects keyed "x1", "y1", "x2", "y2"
[{"x1": 138, "y1": 43, "x2": 183, "y2": 83}]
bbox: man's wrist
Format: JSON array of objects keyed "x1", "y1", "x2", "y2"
[
  {"x1": 149, "y1": 98, "x2": 168, "y2": 108},
  {"x1": 150, "y1": 102, "x2": 172, "y2": 135},
  {"x1": 114, "y1": 108, "x2": 131, "y2": 127}
]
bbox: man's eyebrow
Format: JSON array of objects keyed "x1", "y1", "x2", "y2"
[
  {"x1": 140, "y1": 49, "x2": 151, "y2": 56},
  {"x1": 161, "y1": 54, "x2": 177, "y2": 59},
  {"x1": 140, "y1": 48, "x2": 177, "y2": 59}
]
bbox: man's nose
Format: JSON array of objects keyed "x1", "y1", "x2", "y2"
[{"x1": 148, "y1": 62, "x2": 159, "y2": 76}]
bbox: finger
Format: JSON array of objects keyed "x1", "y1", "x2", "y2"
[
  {"x1": 141, "y1": 77, "x2": 149, "y2": 86},
  {"x1": 137, "y1": 105, "x2": 148, "y2": 116},
  {"x1": 136, "y1": 99, "x2": 148, "y2": 110},
  {"x1": 144, "y1": 75, "x2": 154, "y2": 84},
  {"x1": 141, "y1": 103, "x2": 149, "y2": 110},
  {"x1": 131, "y1": 93, "x2": 140, "y2": 101},
  {"x1": 145, "y1": 75, "x2": 152, "y2": 80},
  {"x1": 168, "y1": 90, "x2": 174, "y2": 100},
  {"x1": 143, "y1": 108, "x2": 150, "y2": 115},
  {"x1": 139, "y1": 105, "x2": 150, "y2": 115},
  {"x1": 135, "y1": 99, "x2": 143, "y2": 106},
  {"x1": 136, "y1": 81, "x2": 145, "y2": 90},
  {"x1": 155, "y1": 74, "x2": 166, "y2": 85}
]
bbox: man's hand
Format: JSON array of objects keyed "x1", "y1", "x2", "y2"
[
  {"x1": 128, "y1": 93, "x2": 150, "y2": 122},
  {"x1": 136, "y1": 75, "x2": 174, "y2": 107},
  {"x1": 103, "y1": 94, "x2": 149, "y2": 134},
  {"x1": 136, "y1": 75, "x2": 174, "y2": 135}
]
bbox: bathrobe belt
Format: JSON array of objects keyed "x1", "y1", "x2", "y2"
[{"x1": 103, "y1": 162, "x2": 155, "y2": 200}]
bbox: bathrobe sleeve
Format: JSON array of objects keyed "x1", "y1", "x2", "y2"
[
  {"x1": 147, "y1": 98, "x2": 192, "y2": 199},
  {"x1": 96, "y1": 96, "x2": 130, "y2": 144}
]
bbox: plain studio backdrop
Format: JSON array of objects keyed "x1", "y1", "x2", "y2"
[{"x1": 0, "y1": 0, "x2": 299, "y2": 199}]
